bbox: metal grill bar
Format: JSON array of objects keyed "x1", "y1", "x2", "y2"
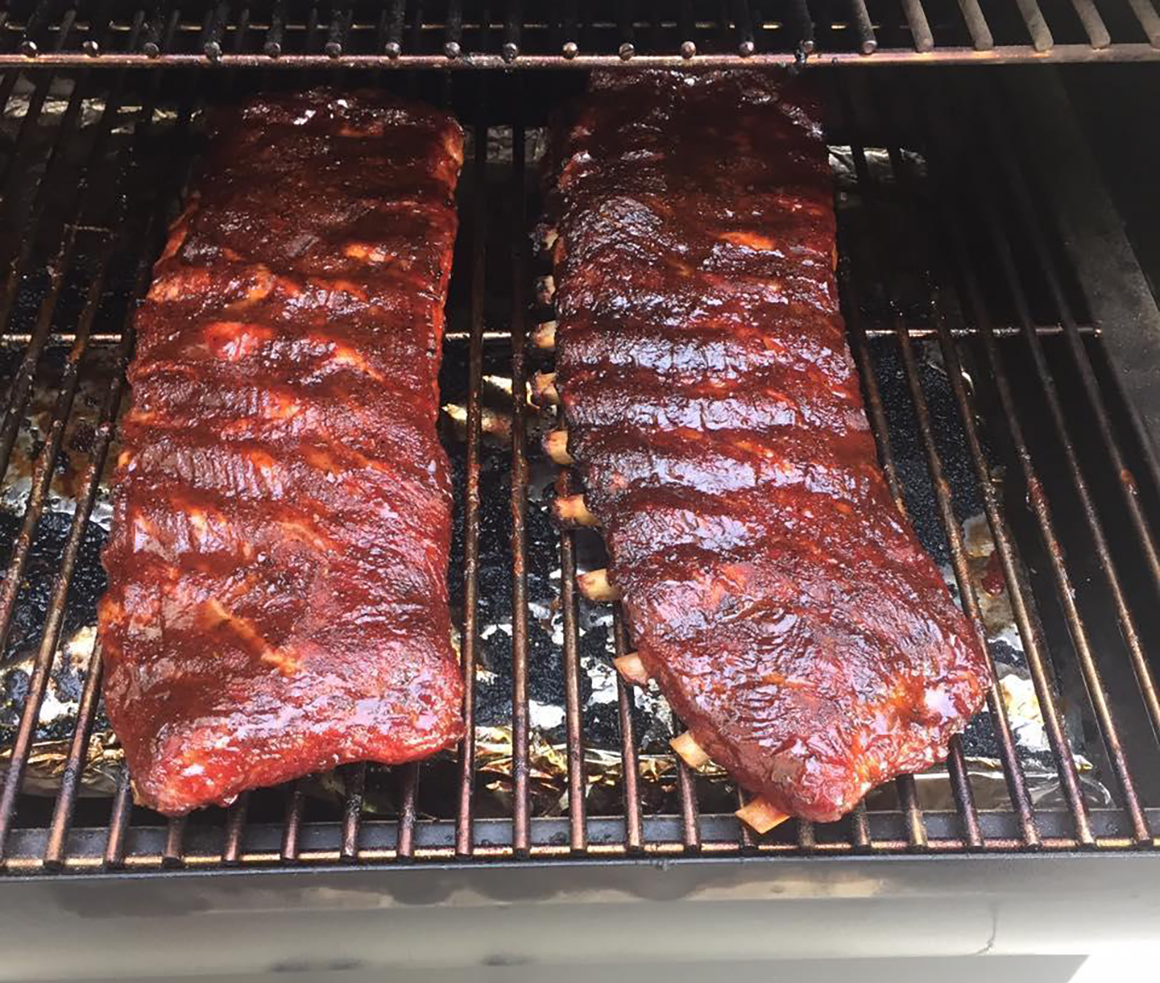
[
  {"x1": 0, "y1": 69, "x2": 165, "y2": 857},
  {"x1": 936, "y1": 188, "x2": 1098, "y2": 843},
  {"x1": 5, "y1": 1, "x2": 1160, "y2": 65},
  {"x1": 613, "y1": 608, "x2": 644, "y2": 851},
  {"x1": 503, "y1": 0, "x2": 523, "y2": 62},
  {"x1": 842, "y1": 79, "x2": 1041, "y2": 848},
  {"x1": 280, "y1": 779, "x2": 308, "y2": 860},
  {"x1": 103, "y1": 768, "x2": 132, "y2": 866},
  {"x1": 797, "y1": 816, "x2": 816, "y2": 852},
  {"x1": 82, "y1": 0, "x2": 116, "y2": 55},
  {"x1": 645, "y1": 1, "x2": 663, "y2": 61},
  {"x1": 617, "y1": 0, "x2": 636, "y2": 60},
  {"x1": 142, "y1": 1, "x2": 177, "y2": 58},
  {"x1": 956, "y1": 81, "x2": 1155, "y2": 842},
  {"x1": 221, "y1": 794, "x2": 249, "y2": 864},
  {"x1": 975, "y1": 205, "x2": 1160, "y2": 757},
  {"x1": 1070, "y1": 0, "x2": 1112, "y2": 48},
  {"x1": 980, "y1": 85, "x2": 1160, "y2": 733},
  {"x1": 265, "y1": 0, "x2": 286, "y2": 56},
  {"x1": 339, "y1": 763, "x2": 366, "y2": 860},
  {"x1": 409, "y1": 0, "x2": 425, "y2": 56},
  {"x1": 836, "y1": 98, "x2": 954, "y2": 850},
  {"x1": 895, "y1": 332, "x2": 988, "y2": 849},
  {"x1": 0, "y1": 323, "x2": 1105, "y2": 346},
  {"x1": 325, "y1": 3, "x2": 352, "y2": 59},
  {"x1": 1016, "y1": 0, "x2": 1055, "y2": 50},
  {"x1": 0, "y1": 74, "x2": 91, "y2": 437},
  {"x1": 455, "y1": 105, "x2": 488, "y2": 858},
  {"x1": 396, "y1": 762, "x2": 419, "y2": 858},
  {"x1": 162, "y1": 814, "x2": 186, "y2": 866},
  {"x1": 849, "y1": 0, "x2": 879, "y2": 54},
  {"x1": 1128, "y1": 0, "x2": 1160, "y2": 45},
  {"x1": 13, "y1": 48, "x2": 1160, "y2": 66},
  {"x1": 384, "y1": 0, "x2": 406, "y2": 57},
  {"x1": 901, "y1": 0, "x2": 935, "y2": 52},
  {"x1": 852, "y1": 113, "x2": 994, "y2": 851},
  {"x1": 19, "y1": 0, "x2": 69, "y2": 57},
  {"x1": 907, "y1": 79, "x2": 1124, "y2": 845},
  {"x1": 840, "y1": 278, "x2": 931, "y2": 851},
  {"x1": 732, "y1": 0, "x2": 756, "y2": 56},
  {"x1": 790, "y1": 0, "x2": 816, "y2": 53},
  {"x1": 851, "y1": 801, "x2": 872, "y2": 849},
  {"x1": 957, "y1": 0, "x2": 995, "y2": 50},
  {"x1": 509, "y1": 113, "x2": 532, "y2": 856},
  {"x1": 200, "y1": 0, "x2": 229, "y2": 60},
  {"x1": 444, "y1": 0, "x2": 464, "y2": 59},
  {"x1": 559, "y1": 503, "x2": 588, "y2": 853},
  {"x1": 9, "y1": 807, "x2": 1160, "y2": 867},
  {"x1": 869, "y1": 96, "x2": 1045, "y2": 848},
  {"x1": 736, "y1": 788, "x2": 755, "y2": 850},
  {"x1": 0, "y1": 71, "x2": 50, "y2": 191},
  {"x1": 675, "y1": 749, "x2": 700, "y2": 851},
  {"x1": 39, "y1": 236, "x2": 139, "y2": 864},
  {"x1": 561, "y1": 0, "x2": 580, "y2": 58},
  {"x1": 831, "y1": 290, "x2": 883, "y2": 858}
]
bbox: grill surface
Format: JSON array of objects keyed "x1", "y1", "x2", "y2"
[
  {"x1": 3, "y1": 0, "x2": 1160, "y2": 67},
  {"x1": 0, "y1": 66, "x2": 1159, "y2": 876}
]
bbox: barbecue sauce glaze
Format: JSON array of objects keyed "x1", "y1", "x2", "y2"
[
  {"x1": 98, "y1": 90, "x2": 465, "y2": 815},
  {"x1": 549, "y1": 72, "x2": 990, "y2": 822}
]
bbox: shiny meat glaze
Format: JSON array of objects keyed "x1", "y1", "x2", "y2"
[
  {"x1": 549, "y1": 72, "x2": 990, "y2": 823},
  {"x1": 98, "y1": 89, "x2": 465, "y2": 815}
]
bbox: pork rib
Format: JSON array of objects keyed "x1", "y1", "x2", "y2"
[
  {"x1": 98, "y1": 89, "x2": 465, "y2": 815},
  {"x1": 547, "y1": 72, "x2": 990, "y2": 824}
]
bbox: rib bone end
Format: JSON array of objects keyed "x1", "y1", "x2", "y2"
[
  {"x1": 613, "y1": 653, "x2": 649, "y2": 686},
  {"x1": 553, "y1": 494, "x2": 598, "y2": 527},
  {"x1": 735, "y1": 798, "x2": 791, "y2": 834},
  {"x1": 536, "y1": 275, "x2": 556, "y2": 305},
  {"x1": 531, "y1": 371, "x2": 560, "y2": 406},
  {"x1": 545, "y1": 429, "x2": 574, "y2": 466},
  {"x1": 577, "y1": 568, "x2": 620, "y2": 602},
  {"x1": 670, "y1": 732, "x2": 711, "y2": 769},
  {"x1": 531, "y1": 321, "x2": 557, "y2": 350}
]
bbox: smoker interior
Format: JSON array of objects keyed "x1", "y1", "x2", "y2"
[{"x1": 0, "y1": 63, "x2": 1158, "y2": 877}]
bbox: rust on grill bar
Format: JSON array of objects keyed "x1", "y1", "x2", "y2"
[
  {"x1": 613, "y1": 607, "x2": 644, "y2": 852},
  {"x1": 456, "y1": 94, "x2": 488, "y2": 859},
  {"x1": 0, "y1": 63, "x2": 1159, "y2": 875},
  {"x1": 280, "y1": 778, "x2": 308, "y2": 862},
  {"x1": 509, "y1": 112, "x2": 532, "y2": 856},
  {"x1": 559, "y1": 475, "x2": 589, "y2": 854}
]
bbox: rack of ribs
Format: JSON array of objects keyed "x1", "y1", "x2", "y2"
[
  {"x1": 544, "y1": 71, "x2": 990, "y2": 829},
  {"x1": 98, "y1": 89, "x2": 465, "y2": 815}
]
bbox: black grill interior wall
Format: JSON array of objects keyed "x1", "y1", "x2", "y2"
[{"x1": 0, "y1": 64, "x2": 1159, "y2": 874}]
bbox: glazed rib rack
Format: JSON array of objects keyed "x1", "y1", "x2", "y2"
[{"x1": 0, "y1": 66, "x2": 1158, "y2": 873}]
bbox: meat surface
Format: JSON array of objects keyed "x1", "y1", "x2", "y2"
[
  {"x1": 98, "y1": 89, "x2": 465, "y2": 815},
  {"x1": 548, "y1": 71, "x2": 990, "y2": 824}
]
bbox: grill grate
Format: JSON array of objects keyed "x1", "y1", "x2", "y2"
[
  {"x1": 0, "y1": 66, "x2": 1158, "y2": 876},
  {"x1": 2, "y1": 0, "x2": 1160, "y2": 67}
]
